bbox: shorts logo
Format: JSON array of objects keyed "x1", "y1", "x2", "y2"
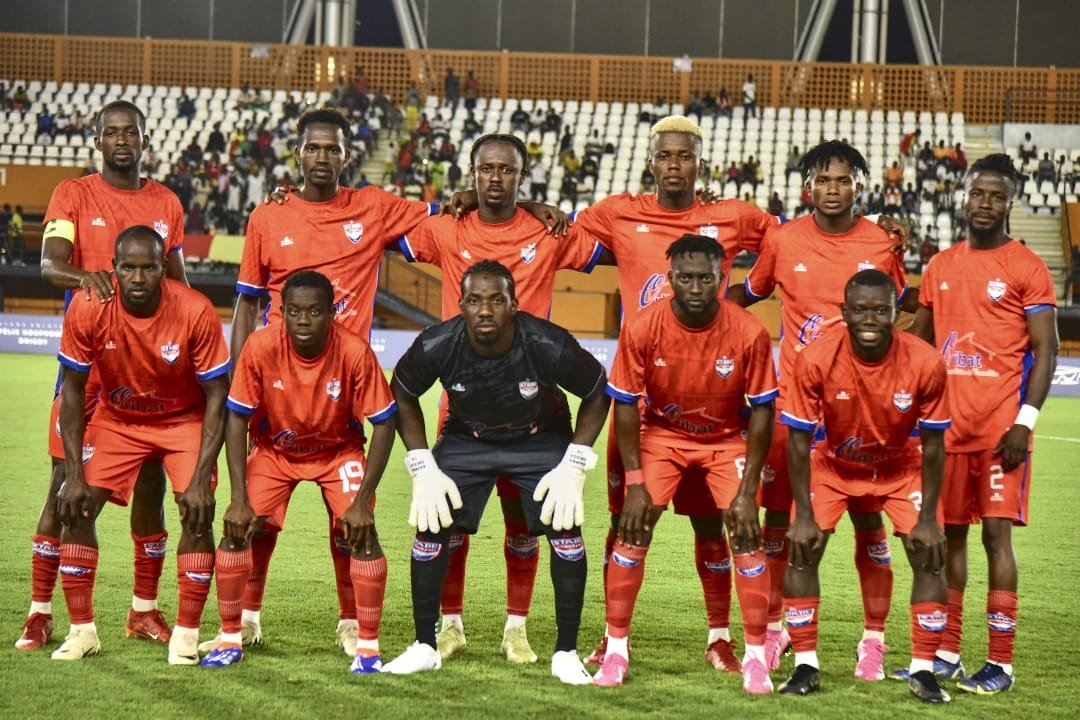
[
  {"x1": 326, "y1": 378, "x2": 341, "y2": 401},
  {"x1": 639, "y1": 273, "x2": 668, "y2": 308},
  {"x1": 143, "y1": 540, "x2": 167, "y2": 558},
  {"x1": 33, "y1": 542, "x2": 60, "y2": 559},
  {"x1": 59, "y1": 565, "x2": 92, "y2": 576},
  {"x1": 867, "y1": 541, "x2": 892, "y2": 566},
  {"x1": 736, "y1": 560, "x2": 767, "y2": 577},
  {"x1": 185, "y1": 572, "x2": 213, "y2": 584},
  {"x1": 917, "y1": 611, "x2": 947, "y2": 632},
  {"x1": 343, "y1": 221, "x2": 364, "y2": 244},
  {"x1": 506, "y1": 535, "x2": 539, "y2": 558},
  {"x1": 153, "y1": 219, "x2": 169, "y2": 240},
  {"x1": 987, "y1": 612, "x2": 1016, "y2": 633},
  {"x1": 785, "y1": 607, "x2": 815, "y2": 627},
  {"x1": 608, "y1": 471, "x2": 622, "y2": 489},
  {"x1": 81, "y1": 444, "x2": 95, "y2": 464},
  {"x1": 160, "y1": 342, "x2": 180, "y2": 365},
  {"x1": 763, "y1": 538, "x2": 784, "y2": 556},
  {"x1": 704, "y1": 559, "x2": 731, "y2": 573},
  {"x1": 761, "y1": 466, "x2": 776, "y2": 485},
  {"x1": 715, "y1": 356, "x2": 734, "y2": 378},
  {"x1": 412, "y1": 539, "x2": 443, "y2": 562},
  {"x1": 520, "y1": 242, "x2": 537, "y2": 264},
  {"x1": 893, "y1": 391, "x2": 913, "y2": 413},
  {"x1": 698, "y1": 224, "x2": 718, "y2": 239},
  {"x1": 518, "y1": 379, "x2": 538, "y2": 400},
  {"x1": 611, "y1": 551, "x2": 641, "y2": 568},
  {"x1": 550, "y1": 536, "x2": 585, "y2": 561},
  {"x1": 986, "y1": 278, "x2": 1007, "y2": 302}
]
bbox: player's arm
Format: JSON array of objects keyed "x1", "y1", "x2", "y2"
[
  {"x1": 221, "y1": 410, "x2": 257, "y2": 546},
  {"x1": 994, "y1": 307, "x2": 1059, "y2": 471},
  {"x1": 726, "y1": 282, "x2": 753, "y2": 307},
  {"x1": 571, "y1": 381, "x2": 610, "y2": 447},
  {"x1": 612, "y1": 398, "x2": 652, "y2": 545},
  {"x1": 177, "y1": 375, "x2": 228, "y2": 539},
  {"x1": 784, "y1": 427, "x2": 824, "y2": 568},
  {"x1": 390, "y1": 375, "x2": 429, "y2": 451},
  {"x1": 727, "y1": 401, "x2": 774, "y2": 552},
  {"x1": 56, "y1": 366, "x2": 91, "y2": 528},
  {"x1": 41, "y1": 234, "x2": 113, "y2": 301},
  {"x1": 166, "y1": 248, "x2": 189, "y2": 286},
  {"x1": 230, "y1": 294, "x2": 261, "y2": 368},
  {"x1": 906, "y1": 427, "x2": 947, "y2": 572},
  {"x1": 908, "y1": 304, "x2": 934, "y2": 345},
  {"x1": 898, "y1": 286, "x2": 921, "y2": 314}
]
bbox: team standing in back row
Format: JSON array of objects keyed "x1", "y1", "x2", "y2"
[{"x1": 14, "y1": 99, "x2": 1057, "y2": 704}]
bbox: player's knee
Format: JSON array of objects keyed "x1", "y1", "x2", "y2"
[
  {"x1": 849, "y1": 510, "x2": 885, "y2": 531},
  {"x1": 980, "y1": 520, "x2": 1014, "y2": 556},
  {"x1": 689, "y1": 513, "x2": 725, "y2": 538}
]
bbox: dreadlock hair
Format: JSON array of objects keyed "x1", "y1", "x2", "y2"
[
  {"x1": 283, "y1": 269, "x2": 335, "y2": 311},
  {"x1": 461, "y1": 259, "x2": 517, "y2": 301},
  {"x1": 799, "y1": 140, "x2": 869, "y2": 184},
  {"x1": 95, "y1": 100, "x2": 147, "y2": 135},
  {"x1": 965, "y1": 153, "x2": 1019, "y2": 200},
  {"x1": 469, "y1": 133, "x2": 528, "y2": 168},
  {"x1": 297, "y1": 108, "x2": 353, "y2": 143},
  {"x1": 665, "y1": 234, "x2": 726, "y2": 263}
]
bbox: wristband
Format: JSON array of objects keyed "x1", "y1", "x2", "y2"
[
  {"x1": 1014, "y1": 404, "x2": 1039, "y2": 431},
  {"x1": 404, "y1": 449, "x2": 435, "y2": 477},
  {"x1": 625, "y1": 469, "x2": 645, "y2": 486}
]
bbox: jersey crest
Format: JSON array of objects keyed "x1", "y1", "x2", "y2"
[
  {"x1": 520, "y1": 242, "x2": 537, "y2": 264},
  {"x1": 326, "y1": 378, "x2": 342, "y2": 401},
  {"x1": 343, "y1": 220, "x2": 364, "y2": 244},
  {"x1": 160, "y1": 342, "x2": 180, "y2": 365},
  {"x1": 698, "y1": 224, "x2": 718, "y2": 239},
  {"x1": 715, "y1": 356, "x2": 735, "y2": 378},
  {"x1": 518, "y1": 379, "x2": 538, "y2": 399},
  {"x1": 986, "y1": 278, "x2": 1007, "y2": 302},
  {"x1": 893, "y1": 391, "x2": 913, "y2": 413}
]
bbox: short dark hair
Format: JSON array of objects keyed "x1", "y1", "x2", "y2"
[
  {"x1": 114, "y1": 225, "x2": 164, "y2": 255},
  {"x1": 282, "y1": 269, "x2": 335, "y2": 309},
  {"x1": 666, "y1": 234, "x2": 725, "y2": 263},
  {"x1": 845, "y1": 268, "x2": 896, "y2": 300},
  {"x1": 96, "y1": 100, "x2": 147, "y2": 134},
  {"x1": 469, "y1": 133, "x2": 528, "y2": 168},
  {"x1": 461, "y1": 260, "x2": 516, "y2": 301},
  {"x1": 799, "y1": 140, "x2": 869, "y2": 182},
  {"x1": 966, "y1": 153, "x2": 1020, "y2": 199},
  {"x1": 297, "y1": 108, "x2": 353, "y2": 143}
]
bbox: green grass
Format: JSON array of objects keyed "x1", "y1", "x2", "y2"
[{"x1": 1, "y1": 351, "x2": 1078, "y2": 719}]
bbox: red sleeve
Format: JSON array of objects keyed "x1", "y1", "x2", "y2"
[
  {"x1": 165, "y1": 194, "x2": 185, "y2": 255},
  {"x1": 606, "y1": 319, "x2": 647, "y2": 402},
  {"x1": 885, "y1": 249, "x2": 909, "y2": 297},
  {"x1": 225, "y1": 338, "x2": 263, "y2": 414},
  {"x1": 572, "y1": 198, "x2": 617, "y2": 251},
  {"x1": 189, "y1": 298, "x2": 231, "y2": 382},
  {"x1": 920, "y1": 256, "x2": 938, "y2": 311},
  {"x1": 917, "y1": 351, "x2": 950, "y2": 428},
  {"x1": 1020, "y1": 255, "x2": 1058, "y2": 309},
  {"x1": 743, "y1": 320, "x2": 779, "y2": 404},
  {"x1": 374, "y1": 188, "x2": 435, "y2": 246},
  {"x1": 735, "y1": 200, "x2": 777, "y2": 253},
  {"x1": 398, "y1": 214, "x2": 443, "y2": 266},
  {"x1": 352, "y1": 345, "x2": 397, "y2": 423},
  {"x1": 779, "y1": 350, "x2": 821, "y2": 431},
  {"x1": 57, "y1": 295, "x2": 95, "y2": 372},
  {"x1": 558, "y1": 224, "x2": 603, "y2": 272},
  {"x1": 44, "y1": 181, "x2": 76, "y2": 225},
  {"x1": 744, "y1": 228, "x2": 779, "y2": 300},
  {"x1": 236, "y1": 209, "x2": 269, "y2": 296}
]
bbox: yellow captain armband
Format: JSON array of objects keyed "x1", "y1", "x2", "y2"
[{"x1": 44, "y1": 218, "x2": 76, "y2": 243}]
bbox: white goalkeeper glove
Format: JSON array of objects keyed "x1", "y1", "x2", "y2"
[
  {"x1": 404, "y1": 449, "x2": 463, "y2": 533},
  {"x1": 533, "y1": 443, "x2": 597, "y2": 531}
]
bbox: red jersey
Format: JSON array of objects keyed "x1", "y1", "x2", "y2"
[
  {"x1": 58, "y1": 278, "x2": 230, "y2": 425},
  {"x1": 573, "y1": 194, "x2": 776, "y2": 321},
  {"x1": 781, "y1": 330, "x2": 950, "y2": 472},
  {"x1": 744, "y1": 214, "x2": 908, "y2": 407},
  {"x1": 399, "y1": 208, "x2": 602, "y2": 318},
  {"x1": 607, "y1": 299, "x2": 778, "y2": 450},
  {"x1": 43, "y1": 173, "x2": 184, "y2": 275},
  {"x1": 920, "y1": 238, "x2": 1056, "y2": 451},
  {"x1": 237, "y1": 187, "x2": 435, "y2": 338},
  {"x1": 227, "y1": 323, "x2": 396, "y2": 461}
]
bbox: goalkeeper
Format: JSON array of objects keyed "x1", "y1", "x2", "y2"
[{"x1": 383, "y1": 260, "x2": 609, "y2": 685}]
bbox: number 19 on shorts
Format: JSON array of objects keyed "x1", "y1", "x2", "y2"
[{"x1": 339, "y1": 460, "x2": 366, "y2": 493}]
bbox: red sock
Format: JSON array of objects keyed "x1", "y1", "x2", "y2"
[
  {"x1": 31, "y1": 534, "x2": 60, "y2": 604},
  {"x1": 986, "y1": 589, "x2": 1018, "y2": 664},
  {"x1": 939, "y1": 588, "x2": 964, "y2": 655},
  {"x1": 604, "y1": 542, "x2": 648, "y2": 638},
  {"x1": 59, "y1": 544, "x2": 98, "y2": 624},
  {"x1": 733, "y1": 551, "x2": 770, "y2": 645},
  {"x1": 784, "y1": 596, "x2": 820, "y2": 654},
  {"x1": 176, "y1": 552, "x2": 214, "y2": 629},
  {"x1": 330, "y1": 520, "x2": 356, "y2": 621},
  {"x1": 762, "y1": 525, "x2": 788, "y2": 624},
  {"x1": 351, "y1": 555, "x2": 388, "y2": 641},
  {"x1": 854, "y1": 527, "x2": 893, "y2": 632},
  {"x1": 602, "y1": 526, "x2": 617, "y2": 592},
  {"x1": 215, "y1": 548, "x2": 252, "y2": 634},
  {"x1": 910, "y1": 601, "x2": 947, "y2": 660},
  {"x1": 440, "y1": 533, "x2": 468, "y2": 616},
  {"x1": 132, "y1": 531, "x2": 167, "y2": 603},
  {"x1": 694, "y1": 534, "x2": 732, "y2": 629},
  {"x1": 242, "y1": 526, "x2": 279, "y2": 612},
  {"x1": 504, "y1": 517, "x2": 538, "y2": 617}
]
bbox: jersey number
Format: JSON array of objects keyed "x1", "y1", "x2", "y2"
[
  {"x1": 908, "y1": 491, "x2": 923, "y2": 512},
  {"x1": 734, "y1": 457, "x2": 746, "y2": 480},
  {"x1": 989, "y1": 464, "x2": 1005, "y2": 490},
  {"x1": 339, "y1": 461, "x2": 365, "y2": 493}
]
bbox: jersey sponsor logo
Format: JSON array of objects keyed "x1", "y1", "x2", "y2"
[
  {"x1": 153, "y1": 219, "x2": 169, "y2": 240},
  {"x1": 763, "y1": 538, "x2": 784, "y2": 556},
  {"x1": 611, "y1": 550, "x2": 641, "y2": 568},
  {"x1": 857, "y1": 260, "x2": 876, "y2": 271},
  {"x1": 940, "y1": 331, "x2": 996, "y2": 375},
  {"x1": 343, "y1": 220, "x2": 364, "y2": 244},
  {"x1": 160, "y1": 342, "x2": 180, "y2": 365},
  {"x1": 917, "y1": 611, "x2": 947, "y2": 632},
  {"x1": 704, "y1": 558, "x2": 731, "y2": 573},
  {"x1": 109, "y1": 386, "x2": 167, "y2": 413},
  {"x1": 715, "y1": 356, "x2": 735, "y2": 378},
  {"x1": 867, "y1": 541, "x2": 892, "y2": 566},
  {"x1": 143, "y1": 540, "x2": 168, "y2": 558},
  {"x1": 798, "y1": 313, "x2": 825, "y2": 345},
  {"x1": 33, "y1": 541, "x2": 60, "y2": 559},
  {"x1": 81, "y1": 444, "x2": 95, "y2": 464},
  {"x1": 987, "y1": 612, "x2": 1016, "y2": 633},
  {"x1": 698, "y1": 224, "x2": 718, "y2": 239},
  {"x1": 59, "y1": 565, "x2": 92, "y2": 576},
  {"x1": 326, "y1": 378, "x2": 341, "y2": 401},
  {"x1": 794, "y1": 263, "x2": 808, "y2": 272},
  {"x1": 661, "y1": 403, "x2": 683, "y2": 421},
  {"x1": 506, "y1": 535, "x2": 539, "y2": 558},
  {"x1": 639, "y1": 273, "x2": 668, "y2": 308},
  {"x1": 893, "y1": 391, "x2": 913, "y2": 413},
  {"x1": 785, "y1": 607, "x2": 815, "y2": 627},
  {"x1": 412, "y1": 538, "x2": 443, "y2": 562},
  {"x1": 987, "y1": 278, "x2": 1007, "y2": 302},
  {"x1": 636, "y1": 223, "x2": 650, "y2": 233},
  {"x1": 550, "y1": 536, "x2": 585, "y2": 561},
  {"x1": 834, "y1": 436, "x2": 887, "y2": 464},
  {"x1": 520, "y1": 242, "x2": 538, "y2": 264},
  {"x1": 736, "y1": 559, "x2": 767, "y2": 577},
  {"x1": 185, "y1": 571, "x2": 213, "y2": 584},
  {"x1": 518, "y1": 379, "x2": 538, "y2": 399},
  {"x1": 92, "y1": 217, "x2": 106, "y2": 227},
  {"x1": 280, "y1": 236, "x2": 294, "y2": 247}
]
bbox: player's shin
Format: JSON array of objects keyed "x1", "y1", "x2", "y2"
[
  {"x1": 242, "y1": 525, "x2": 280, "y2": 613},
  {"x1": 733, "y1": 551, "x2": 769, "y2": 657},
  {"x1": 132, "y1": 530, "x2": 168, "y2": 610},
  {"x1": 505, "y1": 517, "x2": 539, "y2": 619},
  {"x1": 695, "y1": 534, "x2": 733, "y2": 638},
  {"x1": 603, "y1": 541, "x2": 648, "y2": 651},
  {"x1": 440, "y1": 532, "x2": 469, "y2": 617},
  {"x1": 59, "y1": 543, "x2": 99, "y2": 625},
  {"x1": 411, "y1": 532, "x2": 453, "y2": 648},
  {"x1": 176, "y1": 549, "x2": 215, "y2": 633},
  {"x1": 351, "y1": 551, "x2": 388, "y2": 655},
  {"x1": 330, "y1": 519, "x2": 357, "y2": 621},
  {"x1": 854, "y1": 525, "x2": 893, "y2": 636},
  {"x1": 548, "y1": 530, "x2": 587, "y2": 652},
  {"x1": 30, "y1": 534, "x2": 61, "y2": 610},
  {"x1": 762, "y1": 523, "x2": 788, "y2": 625},
  {"x1": 986, "y1": 589, "x2": 1018, "y2": 667},
  {"x1": 214, "y1": 546, "x2": 253, "y2": 638}
]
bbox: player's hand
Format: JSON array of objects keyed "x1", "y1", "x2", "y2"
[
  {"x1": 993, "y1": 424, "x2": 1029, "y2": 471},
  {"x1": 904, "y1": 519, "x2": 946, "y2": 573},
  {"x1": 534, "y1": 443, "x2": 596, "y2": 531},
  {"x1": 726, "y1": 492, "x2": 761, "y2": 553},
  {"x1": 877, "y1": 214, "x2": 910, "y2": 255},
  {"x1": 223, "y1": 500, "x2": 258, "y2": 545},
  {"x1": 697, "y1": 186, "x2": 721, "y2": 205},
  {"x1": 80, "y1": 271, "x2": 114, "y2": 302},
  {"x1": 444, "y1": 189, "x2": 478, "y2": 219},
  {"x1": 786, "y1": 516, "x2": 825, "y2": 569},
  {"x1": 56, "y1": 469, "x2": 93, "y2": 529},
  {"x1": 264, "y1": 184, "x2": 297, "y2": 205},
  {"x1": 342, "y1": 500, "x2": 377, "y2": 555},
  {"x1": 405, "y1": 449, "x2": 463, "y2": 533},
  {"x1": 618, "y1": 484, "x2": 654, "y2": 546},
  {"x1": 178, "y1": 481, "x2": 216, "y2": 538},
  {"x1": 522, "y1": 202, "x2": 569, "y2": 236}
]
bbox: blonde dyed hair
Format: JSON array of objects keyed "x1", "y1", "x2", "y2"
[{"x1": 648, "y1": 115, "x2": 703, "y2": 156}]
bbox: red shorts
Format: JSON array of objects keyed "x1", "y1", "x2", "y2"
[
  {"x1": 48, "y1": 373, "x2": 102, "y2": 460},
  {"x1": 439, "y1": 390, "x2": 519, "y2": 502},
  {"x1": 807, "y1": 454, "x2": 937, "y2": 535},
  {"x1": 760, "y1": 420, "x2": 792, "y2": 513},
  {"x1": 942, "y1": 449, "x2": 1031, "y2": 526},
  {"x1": 246, "y1": 443, "x2": 375, "y2": 530},
  {"x1": 640, "y1": 443, "x2": 746, "y2": 510},
  {"x1": 82, "y1": 417, "x2": 215, "y2": 505}
]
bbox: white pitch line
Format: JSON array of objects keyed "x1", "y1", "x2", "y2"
[{"x1": 1036, "y1": 435, "x2": 1080, "y2": 443}]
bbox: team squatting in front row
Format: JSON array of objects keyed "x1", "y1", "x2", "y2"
[{"x1": 15, "y1": 106, "x2": 1057, "y2": 703}]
